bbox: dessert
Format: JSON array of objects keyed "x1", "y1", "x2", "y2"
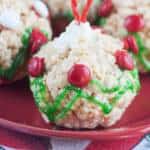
[
  {"x1": 97, "y1": 0, "x2": 150, "y2": 72},
  {"x1": 29, "y1": 0, "x2": 140, "y2": 128},
  {"x1": 0, "y1": 0, "x2": 52, "y2": 84}
]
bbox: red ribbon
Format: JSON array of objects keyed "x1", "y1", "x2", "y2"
[{"x1": 71, "y1": 0, "x2": 93, "y2": 22}]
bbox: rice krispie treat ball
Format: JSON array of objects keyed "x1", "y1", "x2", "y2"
[
  {"x1": 0, "y1": 0, "x2": 52, "y2": 84},
  {"x1": 46, "y1": 0, "x2": 100, "y2": 36},
  {"x1": 29, "y1": 0, "x2": 140, "y2": 128},
  {"x1": 97, "y1": 0, "x2": 150, "y2": 72}
]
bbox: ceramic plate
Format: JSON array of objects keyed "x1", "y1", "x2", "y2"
[{"x1": 0, "y1": 75, "x2": 149, "y2": 140}]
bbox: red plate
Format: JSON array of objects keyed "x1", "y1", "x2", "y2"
[{"x1": 0, "y1": 75, "x2": 149, "y2": 140}]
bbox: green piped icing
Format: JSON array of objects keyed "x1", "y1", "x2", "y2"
[
  {"x1": 94, "y1": 0, "x2": 107, "y2": 26},
  {"x1": 30, "y1": 69, "x2": 140, "y2": 122},
  {"x1": 64, "y1": 11, "x2": 74, "y2": 21},
  {"x1": 21, "y1": 28, "x2": 32, "y2": 48},
  {"x1": 133, "y1": 33, "x2": 150, "y2": 71},
  {"x1": 95, "y1": 17, "x2": 107, "y2": 27},
  {"x1": 0, "y1": 28, "x2": 49, "y2": 80},
  {"x1": 0, "y1": 28, "x2": 32, "y2": 80}
]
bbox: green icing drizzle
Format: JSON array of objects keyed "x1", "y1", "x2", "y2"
[
  {"x1": 30, "y1": 69, "x2": 140, "y2": 122},
  {"x1": 94, "y1": 0, "x2": 107, "y2": 26},
  {"x1": 21, "y1": 28, "x2": 32, "y2": 49},
  {"x1": 0, "y1": 28, "x2": 32, "y2": 80},
  {"x1": 64, "y1": 11, "x2": 74, "y2": 21},
  {"x1": 95, "y1": 17, "x2": 107, "y2": 27},
  {"x1": 0, "y1": 28, "x2": 49, "y2": 80},
  {"x1": 55, "y1": 93, "x2": 80, "y2": 120},
  {"x1": 0, "y1": 47, "x2": 27, "y2": 80},
  {"x1": 133, "y1": 33, "x2": 150, "y2": 71},
  {"x1": 30, "y1": 76, "x2": 55, "y2": 121},
  {"x1": 91, "y1": 79, "x2": 120, "y2": 93}
]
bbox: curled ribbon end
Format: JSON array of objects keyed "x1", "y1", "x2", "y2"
[{"x1": 71, "y1": 0, "x2": 93, "y2": 23}]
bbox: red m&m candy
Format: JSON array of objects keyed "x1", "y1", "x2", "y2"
[
  {"x1": 126, "y1": 35, "x2": 139, "y2": 54},
  {"x1": 122, "y1": 37, "x2": 129, "y2": 50},
  {"x1": 29, "y1": 28, "x2": 48, "y2": 54},
  {"x1": 68, "y1": 64, "x2": 91, "y2": 88},
  {"x1": 28, "y1": 57, "x2": 45, "y2": 77},
  {"x1": 98, "y1": 0, "x2": 113, "y2": 17},
  {"x1": 124, "y1": 15, "x2": 145, "y2": 32},
  {"x1": 115, "y1": 50, "x2": 134, "y2": 70}
]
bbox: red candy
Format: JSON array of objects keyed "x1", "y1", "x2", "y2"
[
  {"x1": 68, "y1": 64, "x2": 91, "y2": 88},
  {"x1": 29, "y1": 28, "x2": 48, "y2": 54},
  {"x1": 98, "y1": 0, "x2": 113, "y2": 17},
  {"x1": 124, "y1": 15, "x2": 145, "y2": 32},
  {"x1": 122, "y1": 37, "x2": 129, "y2": 50},
  {"x1": 115, "y1": 50, "x2": 134, "y2": 70},
  {"x1": 126, "y1": 35, "x2": 139, "y2": 54},
  {"x1": 28, "y1": 57, "x2": 45, "y2": 77}
]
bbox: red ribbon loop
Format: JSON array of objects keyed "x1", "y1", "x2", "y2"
[{"x1": 71, "y1": 0, "x2": 93, "y2": 22}]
